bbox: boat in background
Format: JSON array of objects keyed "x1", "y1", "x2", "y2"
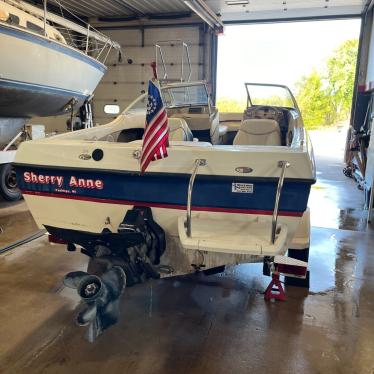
[
  {"x1": 0, "y1": 0, "x2": 121, "y2": 118},
  {"x1": 0, "y1": 0, "x2": 120, "y2": 200}
]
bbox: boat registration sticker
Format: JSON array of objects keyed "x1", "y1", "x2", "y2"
[{"x1": 232, "y1": 183, "x2": 254, "y2": 193}]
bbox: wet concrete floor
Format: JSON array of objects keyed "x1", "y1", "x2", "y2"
[{"x1": 0, "y1": 127, "x2": 373, "y2": 373}]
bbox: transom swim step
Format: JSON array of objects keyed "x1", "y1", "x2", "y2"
[
  {"x1": 178, "y1": 158, "x2": 291, "y2": 255},
  {"x1": 178, "y1": 217, "x2": 288, "y2": 255}
]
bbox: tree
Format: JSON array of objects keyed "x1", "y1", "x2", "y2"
[
  {"x1": 296, "y1": 70, "x2": 332, "y2": 129},
  {"x1": 325, "y1": 39, "x2": 359, "y2": 119},
  {"x1": 296, "y1": 38, "x2": 358, "y2": 129},
  {"x1": 217, "y1": 97, "x2": 246, "y2": 113}
]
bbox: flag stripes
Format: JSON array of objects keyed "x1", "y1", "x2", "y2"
[{"x1": 140, "y1": 80, "x2": 169, "y2": 173}]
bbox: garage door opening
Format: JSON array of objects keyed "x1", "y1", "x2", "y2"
[
  {"x1": 217, "y1": 19, "x2": 361, "y2": 228},
  {"x1": 217, "y1": 20, "x2": 360, "y2": 130}
]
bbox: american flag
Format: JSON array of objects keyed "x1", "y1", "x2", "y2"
[{"x1": 140, "y1": 80, "x2": 169, "y2": 173}]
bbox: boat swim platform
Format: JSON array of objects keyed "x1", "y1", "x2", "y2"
[{"x1": 178, "y1": 216, "x2": 288, "y2": 256}]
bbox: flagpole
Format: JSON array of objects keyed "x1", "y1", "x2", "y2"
[
  {"x1": 151, "y1": 61, "x2": 158, "y2": 81},
  {"x1": 140, "y1": 62, "x2": 169, "y2": 174}
]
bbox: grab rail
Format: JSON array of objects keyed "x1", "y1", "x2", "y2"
[
  {"x1": 155, "y1": 40, "x2": 192, "y2": 83},
  {"x1": 186, "y1": 159, "x2": 206, "y2": 237},
  {"x1": 271, "y1": 161, "x2": 290, "y2": 244}
]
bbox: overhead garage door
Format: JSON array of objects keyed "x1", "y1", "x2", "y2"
[{"x1": 93, "y1": 25, "x2": 208, "y2": 125}]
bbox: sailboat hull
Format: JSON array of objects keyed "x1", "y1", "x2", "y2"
[{"x1": 0, "y1": 24, "x2": 106, "y2": 117}]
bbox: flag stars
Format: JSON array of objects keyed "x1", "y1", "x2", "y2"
[{"x1": 147, "y1": 95, "x2": 157, "y2": 115}]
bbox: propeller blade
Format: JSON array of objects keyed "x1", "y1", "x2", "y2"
[
  {"x1": 63, "y1": 271, "x2": 89, "y2": 289},
  {"x1": 77, "y1": 304, "x2": 97, "y2": 326}
]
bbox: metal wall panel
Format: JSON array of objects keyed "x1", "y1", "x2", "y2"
[{"x1": 92, "y1": 25, "x2": 207, "y2": 124}]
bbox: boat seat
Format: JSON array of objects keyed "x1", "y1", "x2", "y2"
[
  {"x1": 168, "y1": 118, "x2": 193, "y2": 141},
  {"x1": 116, "y1": 118, "x2": 193, "y2": 143},
  {"x1": 233, "y1": 119, "x2": 281, "y2": 146}
]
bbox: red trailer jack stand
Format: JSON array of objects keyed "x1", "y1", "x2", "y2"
[
  {"x1": 263, "y1": 255, "x2": 308, "y2": 301},
  {"x1": 264, "y1": 273, "x2": 286, "y2": 301}
]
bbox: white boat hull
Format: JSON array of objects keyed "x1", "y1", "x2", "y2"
[
  {"x1": 15, "y1": 135, "x2": 315, "y2": 271},
  {"x1": 23, "y1": 193, "x2": 301, "y2": 272},
  {"x1": 0, "y1": 24, "x2": 106, "y2": 117}
]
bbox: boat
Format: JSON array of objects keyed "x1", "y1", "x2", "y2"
[
  {"x1": 0, "y1": 0, "x2": 120, "y2": 201},
  {"x1": 14, "y1": 74, "x2": 315, "y2": 340},
  {"x1": 0, "y1": 0, "x2": 121, "y2": 118},
  {"x1": 112, "y1": 80, "x2": 222, "y2": 144}
]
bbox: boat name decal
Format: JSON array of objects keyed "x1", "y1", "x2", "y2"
[
  {"x1": 23, "y1": 172, "x2": 104, "y2": 190},
  {"x1": 232, "y1": 183, "x2": 254, "y2": 194}
]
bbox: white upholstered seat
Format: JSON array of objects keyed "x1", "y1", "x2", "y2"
[
  {"x1": 233, "y1": 119, "x2": 281, "y2": 146},
  {"x1": 168, "y1": 118, "x2": 193, "y2": 141}
]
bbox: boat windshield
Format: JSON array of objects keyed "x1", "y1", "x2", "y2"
[
  {"x1": 123, "y1": 82, "x2": 210, "y2": 115},
  {"x1": 161, "y1": 84, "x2": 209, "y2": 108},
  {"x1": 245, "y1": 83, "x2": 296, "y2": 109}
]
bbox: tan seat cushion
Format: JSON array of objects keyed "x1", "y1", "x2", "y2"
[
  {"x1": 233, "y1": 119, "x2": 281, "y2": 146},
  {"x1": 168, "y1": 118, "x2": 193, "y2": 141}
]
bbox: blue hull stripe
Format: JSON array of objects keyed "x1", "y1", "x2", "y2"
[
  {"x1": 0, "y1": 77, "x2": 87, "y2": 99},
  {"x1": 0, "y1": 24, "x2": 107, "y2": 73},
  {"x1": 16, "y1": 166, "x2": 312, "y2": 214}
]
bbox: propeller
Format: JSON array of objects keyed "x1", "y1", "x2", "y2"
[{"x1": 63, "y1": 266, "x2": 126, "y2": 342}]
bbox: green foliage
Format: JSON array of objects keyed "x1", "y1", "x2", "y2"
[
  {"x1": 217, "y1": 39, "x2": 358, "y2": 129},
  {"x1": 326, "y1": 39, "x2": 358, "y2": 117},
  {"x1": 252, "y1": 95, "x2": 294, "y2": 108},
  {"x1": 217, "y1": 97, "x2": 246, "y2": 113},
  {"x1": 217, "y1": 95, "x2": 292, "y2": 113},
  {"x1": 296, "y1": 39, "x2": 358, "y2": 129},
  {"x1": 296, "y1": 70, "x2": 332, "y2": 128}
]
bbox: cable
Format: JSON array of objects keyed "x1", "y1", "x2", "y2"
[{"x1": 0, "y1": 229, "x2": 46, "y2": 255}]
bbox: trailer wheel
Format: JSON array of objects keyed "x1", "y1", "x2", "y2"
[
  {"x1": 0, "y1": 164, "x2": 21, "y2": 201},
  {"x1": 343, "y1": 166, "x2": 353, "y2": 178}
]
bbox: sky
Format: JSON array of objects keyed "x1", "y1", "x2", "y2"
[{"x1": 217, "y1": 19, "x2": 361, "y2": 100}]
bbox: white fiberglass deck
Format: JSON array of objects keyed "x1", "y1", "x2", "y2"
[{"x1": 178, "y1": 217, "x2": 288, "y2": 256}]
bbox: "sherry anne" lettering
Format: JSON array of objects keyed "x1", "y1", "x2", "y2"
[{"x1": 23, "y1": 172, "x2": 104, "y2": 190}]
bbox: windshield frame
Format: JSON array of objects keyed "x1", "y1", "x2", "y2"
[
  {"x1": 161, "y1": 81, "x2": 211, "y2": 110},
  {"x1": 122, "y1": 81, "x2": 212, "y2": 115},
  {"x1": 245, "y1": 82, "x2": 299, "y2": 112}
]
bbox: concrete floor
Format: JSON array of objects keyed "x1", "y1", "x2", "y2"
[{"x1": 0, "y1": 127, "x2": 373, "y2": 374}]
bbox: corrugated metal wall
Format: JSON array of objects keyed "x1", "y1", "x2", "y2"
[{"x1": 92, "y1": 24, "x2": 211, "y2": 124}]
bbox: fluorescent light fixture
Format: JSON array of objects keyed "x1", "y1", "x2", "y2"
[
  {"x1": 225, "y1": 0, "x2": 249, "y2": 5},
  {"x1": 184, "y1": 0, "x2": 224, "y2": 30}
]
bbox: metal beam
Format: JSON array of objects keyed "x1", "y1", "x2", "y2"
[
  {"x1": 363, "y1": 0, "x2": 374, "y2": 14},
  {"x1": 223, "y1": 13, "x2": 361, "y2": 25},
  {"x1": 184, "y1": 0, "x2": 223, "y2": 30},
  {"x1": 96, "y1": 22, "x2": 204, "y2": 31}
]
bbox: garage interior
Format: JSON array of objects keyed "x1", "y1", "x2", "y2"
[{"x1": 0, "y1": 0, "x2": 374, "y2": 373}]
